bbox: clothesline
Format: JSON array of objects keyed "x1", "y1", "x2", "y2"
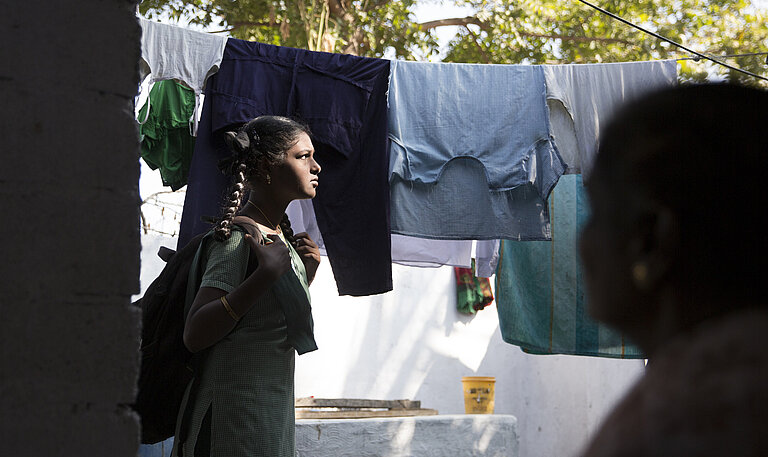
[
  {"x1": 576, "y1": 0, "x2": 768, "y2": 82},
  {"x1": 141, "y1": 14, "x2": 767, "y2": 81},
  {"x1": 676, "y1": 52, "x2": 768, "y2": 65},
  {"x1": 138, "y1": 18, "x2": 677, "y2": 296}
]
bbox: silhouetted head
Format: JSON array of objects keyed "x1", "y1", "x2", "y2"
[{"x1": 579, "y1": 83, "x2": 768, "y2": 350}]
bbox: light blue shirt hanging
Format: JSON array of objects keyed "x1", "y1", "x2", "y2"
[{"x1": 387, "y1": 60, "x2": 566, "y2": 240}]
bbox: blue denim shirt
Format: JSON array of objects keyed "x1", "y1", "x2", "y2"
[{"x1": 387, "y1": 60, "x2": 566, "y2": 240}]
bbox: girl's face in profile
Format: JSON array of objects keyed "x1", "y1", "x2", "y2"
[{"x1": 270, "y1": 132, "x2": 321, "y2": 202}]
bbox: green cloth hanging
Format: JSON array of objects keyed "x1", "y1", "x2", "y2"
[
  {"x1": 494, "y1": 174, "x2": 645, "y2": 358},
  {"x1": 455, "y1": 261, "x2": 494, "y2": 314},
  {"x1": 138, "y1": 80, "x2": 196, "y2": 190}
]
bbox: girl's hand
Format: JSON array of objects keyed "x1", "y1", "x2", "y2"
[
  {"x1": 244, "y1": 233, "x2": 291, "y2": 282},
  {"x1": 293, "y1": 232, "x2": 321, "y2": 284}
]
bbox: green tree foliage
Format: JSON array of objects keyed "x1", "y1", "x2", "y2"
[
  {"x1": 140, "y1": 0, "x2": 768, "y2": 85},
  {"x1": 443, "y1": 0, "x2": 768, "y2": 85},
  {"x1": 139, "y1": 0, "x2": 438, "y2": 58}
]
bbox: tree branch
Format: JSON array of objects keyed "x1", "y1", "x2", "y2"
[
  {"x1": 420, "y1": 17, "x2": 487, "y2": 31},
  {"x1": 463, "y1": 25, "x2": 491, "y2": 64},
  {"x1": 419, "y1": 17, "x2": 632, "y2": 45},
  {"x1": 215, "y1": 12, "x2": 632, "y2": 51},
  {"x1": 328, "y1": 0, "x2": 355, "y2": 24},
  {"x1": 328, "y1": 0, "x2": 365, "y2": 55},
  {"x1": 140, "y1": 210, "x2": 148, "y2": 235},
  {"x1": 521, "y1": 32, "x2": 633, "y2": 45},
  {"x1": 141, "y1": 189, "x2": 181, "y2": 205},
  {"x1": 210, "y1": 20, "x2": 273, "y2": 34}
]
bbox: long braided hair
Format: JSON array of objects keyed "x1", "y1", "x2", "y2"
[{"x1": 213, "y1": 115, "x2": 310, "y2": 247}]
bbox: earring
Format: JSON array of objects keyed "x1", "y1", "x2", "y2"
[
  {"x1": 265, "y1": 174, "x2": 271, "y2": 185},
  {"x1": 631, "y1": 262, "x2": 649, "y2": 289}
]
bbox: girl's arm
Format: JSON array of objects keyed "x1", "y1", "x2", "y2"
[{"x1": 183, "y1": 234, "x2": 290, "y2": 353}]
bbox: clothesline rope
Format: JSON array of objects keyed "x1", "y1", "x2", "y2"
[
  {"x1": 677, "y1": 52, "x2": 768, "y2": 65},
  {"x1": 575, "y1": 0, "x2": 768, "y2": 82}
]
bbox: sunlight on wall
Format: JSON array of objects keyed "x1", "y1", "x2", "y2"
[{"x1": 295, "y1": 262, "x2": 499, "y2": 403}]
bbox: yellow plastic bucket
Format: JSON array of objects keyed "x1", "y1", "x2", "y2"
[{"x1": 462, "y1": 376, "x2": 496, "y2": 414}]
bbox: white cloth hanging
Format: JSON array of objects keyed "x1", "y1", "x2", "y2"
[
  {"x1": 543, "y1": 60, "x2": 678, "y2": 176},
  {"x1": 138, "y1": 18, "x2": 228, "y2": 135},
  {"x1": 285, "y1": 199, "x2": 500, "y2": 277}
]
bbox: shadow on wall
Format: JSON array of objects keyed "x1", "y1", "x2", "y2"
[
  {"x1": 295, "y1": 259, "x2": 645, "y2": 457},
  {"x1": 470, "y1": 330, "x2": 645, "y2": 457},
  {"x1": 295, "y1": 262, "x2": 500, "y2": 412}
]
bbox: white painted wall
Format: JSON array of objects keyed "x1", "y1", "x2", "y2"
[
  {"x1": 295, "y1": 261, "x2": 644, "y2": 457},
  {"x1": 138, "y1": 232, "x2": 644, "y2": 457}
]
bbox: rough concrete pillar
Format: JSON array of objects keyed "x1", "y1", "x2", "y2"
[{"x1": 0, "y1": 1, "x2": 142, "y2": 455}]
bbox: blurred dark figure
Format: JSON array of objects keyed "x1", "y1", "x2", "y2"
[{"x1": 579, "y1": 83, "x2": 768, "y2": 457}]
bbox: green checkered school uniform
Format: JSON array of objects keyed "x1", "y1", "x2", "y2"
[{"x1": 173, "y1": 226, "x2": 315, "y2": 457}]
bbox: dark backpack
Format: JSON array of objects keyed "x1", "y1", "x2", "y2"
[{"x1": 132, "y1": 216, "x2": 260, "y2": 444}]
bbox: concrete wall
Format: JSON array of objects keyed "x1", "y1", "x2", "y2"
[
  {"x1": 296, "y1": 415, "x2": 520, "y2": 457},
  {"x1": 1, "y1": 1, "x2": 142, "y2": 455}
]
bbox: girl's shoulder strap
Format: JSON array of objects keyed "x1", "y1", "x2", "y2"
[{"x1": 231, "y1": 214, "x2": 264, "y2": 240}]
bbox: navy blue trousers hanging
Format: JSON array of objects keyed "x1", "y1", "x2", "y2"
[{"x1": 178, "y1": 38, "x2": 392, "y2": 296}]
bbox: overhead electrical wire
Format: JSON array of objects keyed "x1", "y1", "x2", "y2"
[
  {"x1": 677, "y1": 52, "x2": 768, "y2": 66},
  {"x1": 575, "y1": 0, "x2": 768, "y2": 82}
]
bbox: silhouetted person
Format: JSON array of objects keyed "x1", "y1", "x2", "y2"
[{"x1": 579, "y1": 83, "x2": 768, "y2": 457}]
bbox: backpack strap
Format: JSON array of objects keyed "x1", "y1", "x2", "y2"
[
  {"x1": 157, "y1": 246, "x2": 175, "y2": 263},
  {"x1": 232, "y1": 214, "x2": 263, "y2": 239},
  {"x1": 229, "y1": 214, "x2": 318, "y2": 355},
  {"x1": 231, "y1": 214, "x2": 265, "y2": 275}
]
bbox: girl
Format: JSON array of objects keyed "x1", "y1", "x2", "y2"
[{"x1": 173, "y1": 115, "x2": 322, "y2": 457}]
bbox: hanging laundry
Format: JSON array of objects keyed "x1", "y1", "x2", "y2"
[
  {"x1": 543, "y1": 60, "x2": 678, "y2": 175},
  {"x1": 390, "y1": 236, "x2": 470, "y2": 268},
  {"x1": 286, "y1": 199, "x2": 500, "y2": 274},
  {"x1": 178, "y1": 38, "x2": 392, "y2": 296},
  {"x1": 137, "y1": 80, "x2": 196, "y2": 190},
  {"x1": 495, "y1": 174, "x2": 644, "y2": 358},
  {"x1": 388, "y1": 60, "x2": 566, "y2": 241},
  {"x1": 139, "y1": 18, "x2": 228, "y2": 135},
  {"x1": 455, "y1": 262, "x2": 494, "y2": 315},
  {"x1": 475, "y1": 239, "x2": 500, "y2": 278}
]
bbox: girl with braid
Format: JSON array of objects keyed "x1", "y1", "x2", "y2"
[{"x1": 173, "y1": 116, "x2": 322, "y2": 457}]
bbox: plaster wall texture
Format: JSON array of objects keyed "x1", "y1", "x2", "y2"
[
  {"x1": 296, "y1": 415, "x2": 519, "y2": 457},
  {"x1": 1, "y1": 1, "x2": 142, "y2": 455},
  {"x1": 138, "y1": 234, "x2": 644, "y2": 457}
]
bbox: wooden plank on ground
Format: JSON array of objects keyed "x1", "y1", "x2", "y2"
[
  {"x1": 295, "y1": 409, "x2": 439, "y2": 419},
  {"x1": 295, "y1": 398, "x2": 421, "y2": 410}
]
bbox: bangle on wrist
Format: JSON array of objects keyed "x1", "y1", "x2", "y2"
[{"x1": 220, "y1": 295, "x2": 240, "y2": 321}]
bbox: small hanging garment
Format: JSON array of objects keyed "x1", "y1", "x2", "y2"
[
  {"x1": 455, "y1": 262, "x2": 494, "y2": 314},
  {"x1": 139, "y1": 18, "x2": 228, "y2": 135},
  {"x1": 495, "y1": 174, "x2": 644, "y2": 358},
  {"x1": 138, "y1": 80, "x2": 197, "y2": 190}
]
